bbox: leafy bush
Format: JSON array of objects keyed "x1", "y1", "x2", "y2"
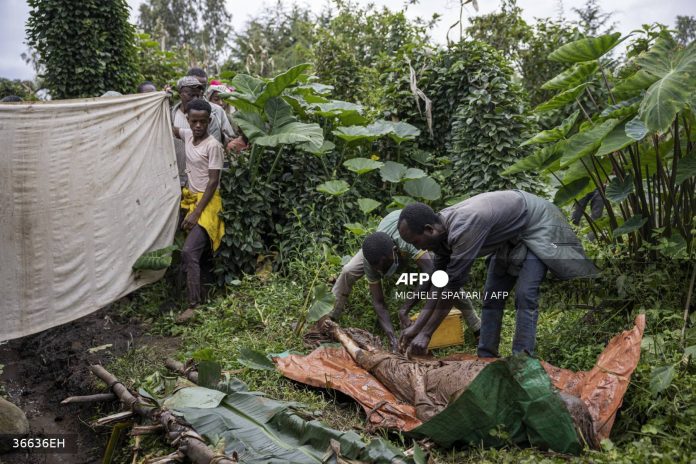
[
  {"x1": 444, "y1": 42, "x2": 545, "y2": 197},
  {"x1": 401, "y1": 41, "x2": 546, "y2": 199},
  {"x1": 26, "y1": 0, "x2": 139, "y2": 98},
  {"x1": 214, "y1": 65, "x2": 438, "y2": 282}
]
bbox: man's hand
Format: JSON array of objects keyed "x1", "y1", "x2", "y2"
[
  {"x1": 399, "y1": 325, "x2": 418, "y2": 352},
  {"x1": 181, "y1": 211, "x2": 200, "y2": 232},
  {"x1": 398, "y1": 307, "x2": 412, "y2": 330},
  {"x1": 406, "y1": 333, "x2": 431, "y2": 357}
]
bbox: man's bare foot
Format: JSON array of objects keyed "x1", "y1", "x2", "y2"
[{"x1": 176, "y1": 307, "x2": 197, "y2": 324}]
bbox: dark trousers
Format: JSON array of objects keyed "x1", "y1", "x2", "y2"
[
  {"x1": 477, "y1": 251, "x2": 548, "y2": 358},
  {"x1": 181, "y1": 224, "x2": 212, "y2": 306}
]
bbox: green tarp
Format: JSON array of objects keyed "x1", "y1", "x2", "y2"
[{"x1": 410, "y1": 354, "x2": 582, "y2": 454}]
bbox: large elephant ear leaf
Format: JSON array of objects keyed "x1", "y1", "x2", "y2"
[
  {"x1": 221, "y1": 92, "x2": 262, "y2": 114},
  {"x1": 232, "y1": 111, "x2": 267, "y2": 141},
  {"x1": 264, "y1": 97, "x2": 295, "y2": 129},
  {"x1": 255, "y1": 121, "x2": 324, "y2": 150},
  {"x1": 613, "y1": 215, "x2": 648, "y2": 236},
  {"x1": 521, "y1": 110, "x2": 579, "y2": 146},
  {"x1": 596, "y1": 122, "x2": 635, "y2": 157},
  {"x1": 231, "y1": 74, "x2": 266, "y2": 100},
  {"x1": 502, "y1": 142, "x2": 564, "y2": 175},
  {"x1": 559, "y1": 119, "x2": 619, "y2": 167},
  {"x1": 307, "y1": 284, "x2": 336, "y2": 323},
  {"x1": 253, "y1": 97, "x2": 324, "y2": 150},
  {"x1": 256, "y1": 63, "x2": 312, "y2": 107},
  {"x1": 636, "y1": 38, "x2": 696, "y2": 134},
  {"x1": 403, "y1": 176, "x2": 441, "y2": 201},
  {"x1": 541, "y1": 62, "x2": 598, "y2": 90},
  {"x1": 605, "y1": 174, "x2": 635, "y2": 202},
  {"x1": 675, "y1": 154, "x2": 696, "y2": 185},
  {"x1": 534, "y1": 84, "x2": 588, "y2": 113},
  {"x1": 613, "y1": 70, "x2": 660, "y2": 99},
  {"x1": 548, "y1": 32, "x2": 622, "y2": 63},
  {"x1": 554, "y1": 177, "x2": 592, "y2": 206}
]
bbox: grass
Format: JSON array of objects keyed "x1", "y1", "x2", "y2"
[{"x1": 105, "y1": 249, "x2": 696, "y2": 463}]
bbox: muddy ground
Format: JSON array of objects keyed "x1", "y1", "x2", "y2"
[{"x1": 0, "y1": 306, "x2": 179, "y2": 464}]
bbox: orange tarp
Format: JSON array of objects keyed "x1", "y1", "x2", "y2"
[
  {"x1": 275, "y1": 345, "x2": 421, "y2": 431},
  {"x1": 274, "y1": 314, "x2": 645, "y2": 439}
]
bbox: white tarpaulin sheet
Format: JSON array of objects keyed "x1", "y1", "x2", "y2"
[{"x1": 0, "y1": 92, "x2": 180, "y2": 341}]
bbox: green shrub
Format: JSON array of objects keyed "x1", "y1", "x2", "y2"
[
  {"x1": 26, "y1": 0, "x2": 139, "y2": 98},
  {"x1": 445, "y1": 43, "x2": 545, "y2": 197}
]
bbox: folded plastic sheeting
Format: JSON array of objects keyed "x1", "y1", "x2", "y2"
[
  {"x1": 275, "y1": 315, "x2": 645, "y2": 452},
  {"x1": 0, "y1": 93, "x2": 179, "y2": 341},
  {"x1": 410, "y1": 355, "x2": 583, "y2": 453}
]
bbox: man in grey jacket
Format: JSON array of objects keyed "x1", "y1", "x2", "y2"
[{"x1": 397, "y1": 190, "x2": 599, "y2": 357}]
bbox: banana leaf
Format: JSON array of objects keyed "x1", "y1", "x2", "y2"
[
  {"x1": 132, "y1": 245, "x2": 177, "y2": 270},
  {"x1": 170, "y1": 382, "x2": 409, "y2": 463}
]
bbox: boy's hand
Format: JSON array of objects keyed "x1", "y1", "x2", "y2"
[
  {"x1": 181, "y1": 211, "x2": 200, "y2": 231},
  {"x1": 227, "y1": 136, "x2": 248, "y2": 153}
]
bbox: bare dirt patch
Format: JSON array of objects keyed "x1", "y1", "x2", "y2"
[{"x1": 0, "y1": 307, "x2": 179, "y2": 464}]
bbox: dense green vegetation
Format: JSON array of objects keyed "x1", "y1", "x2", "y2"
[
  {"x1": 26, "y1": 0, "x2": 140, "y2": 98},
  {"x1": 114, "y1": 20, "x2": 696, "y2": 462},
  {"x1": 13, "y1": 0, "x2": 696, "y2": 462}
]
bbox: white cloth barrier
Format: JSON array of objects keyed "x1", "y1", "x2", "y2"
[{"x1": 0, "y1": 92, "x2": 180, "y2": 341}]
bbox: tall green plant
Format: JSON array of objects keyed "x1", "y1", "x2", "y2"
[
  {"x1": 504, "y1": 31, "x2": 696, "y2": 257},
  {"x1": 26, "y1": 0, "x2": 139, "y2": 98},
  {"x1": 411, "y1": 41, "x2": 545, "y2": 199}
]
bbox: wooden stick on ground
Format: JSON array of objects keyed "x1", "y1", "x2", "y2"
[
  {"x1": 61, "y1": 393, "x2": 116, "y2": 405},
  {"x1": 89, "y1": 364, "x2": 236, "y2": 464}
]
